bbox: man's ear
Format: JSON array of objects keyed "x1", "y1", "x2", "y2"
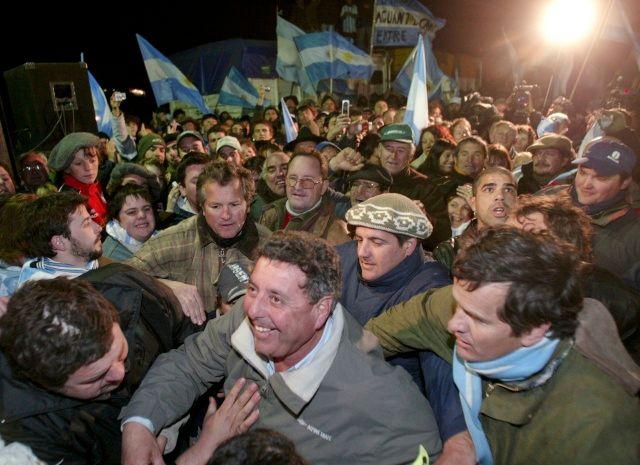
[
  {"x1": 178, "y1": 183, "x2": 187, "y2": 198},
  {"x1": 50, "y1": 235, "x2": 66, "y2": 252},
  {"x1": 404, "y1": 237, "x2": 418, "y2": 256},
  {"x1": 312, "y1": 295, "x2": 334, "y2": 330},
  {"x1": 521, "y1": 323, "x2": 551, "y2": 347},
  {"x1": 469, "y1": 196, "x2": 477, "y2": 213}
]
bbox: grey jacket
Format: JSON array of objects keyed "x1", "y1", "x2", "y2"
[{"x1": 121, "y1": 303, "x2": 442, "y2": 465}]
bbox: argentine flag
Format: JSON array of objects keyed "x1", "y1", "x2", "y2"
[
  {"x1": 392, "y1": 35, "x2": 447, "y2": 99},
  {"x1": 403, "y1": 35, "x2": 429, "y2": 146},
  {"x1": 218, "y1": 67, "x2": 269, "y2": 109},
  {"x1": 136, "y1": 34, "x2": 210, "y2": 114},
  {"x1": 281, "y1": 97, "x2": 298, "y2": 143},
  {"x1": 293, "y1": 31, "x2": 373, "y2": 84},
  {"x1": 276, "y1": 16, "x2": 316, "y2": 94},
  {"x1": 88, "y1": 71, "x2": 112, "y2": 137}
]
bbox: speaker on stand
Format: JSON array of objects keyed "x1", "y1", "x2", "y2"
[{"x1": 3, "y1": 62, "x2": 98, "y2": 155}]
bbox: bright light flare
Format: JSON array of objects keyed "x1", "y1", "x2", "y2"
[{"x1": 540, "y1": 0, "x2": 596, "y2": 44}]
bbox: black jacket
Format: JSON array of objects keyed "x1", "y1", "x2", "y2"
[{"x1": 0, "y1": 264, "x2": 197, "y2": 464}]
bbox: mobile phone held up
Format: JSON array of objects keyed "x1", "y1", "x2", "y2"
[
  {"x1": 341, "y1": 99, "x2": 350, "y2": 117},
  {"x1": 113, "y1": 91, "x2": 127, "y2": 102}
]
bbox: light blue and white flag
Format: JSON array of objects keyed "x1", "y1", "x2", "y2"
[
  {"x1": 392, "y1": 36, "x2": 447, "y2": 99},
  {"x1": 136, "y1": 33, "x2": 210, "y2": 114},
  {"x1": 372, "y1": 0, "x2": 445, "y2": 47},
  {"x1": 281, "y1": 98, "x2": 298, "y2": 143},
  {"x1": 88, "y1": 71, "x2": 112, "y2": 137},
  {"x1": 217, "y1": 66, "x2": 269, "y2": 109},
  {"x1": 502, "y1": 28, "x2": 523, "y2": 86},
  {"x1": 276, "y1": 16, "x2": 316, "y2": 94},
  {"x1": 403, "y1": 35, "x2": 428, "y2": 146},
  {"x1": 294, "y1": 31, "x2": 373, "y2": 84}
]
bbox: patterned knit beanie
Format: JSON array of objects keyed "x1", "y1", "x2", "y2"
[{"x1": 345, "y1": 193, "x2": 433, "y2": 239}]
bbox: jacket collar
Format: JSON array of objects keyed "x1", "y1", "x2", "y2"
[{"x1": 230, "y1": 304, "x2": 345, "y2": 415}]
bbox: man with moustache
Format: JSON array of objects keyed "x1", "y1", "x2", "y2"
[
  {"x1": 250, "y1": 151, "x2": 290, "y2": 220},
  {"x1": 517, "y1": 134, "x2": 575, "y2": 194},
  {"x1": 129, "y1": 161, "x2": 271, "y2": 324}
]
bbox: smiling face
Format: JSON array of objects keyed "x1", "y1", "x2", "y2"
[
  {"x1": 448, "y1": 280, "x2": 524, "y2": 362},
  {"x1": 532, "y1": 148, "x2": 568, "y2": 177},
  {"x1": 57, "y1": 324, "x2": 128, "y2": 399},
  {"x1": 264, "y1": 152, "x2": 289, "y2": 196},
  {"x1": 285, "y1": 155, "x2": 328, "y2": 213},
  {"x1": 355, "y1": 226, "x2": 414, "y2": 281},
  {"x1": 574, "y1": 165, "x2": 631, "y2": 206},
  {"x1": 470, "y1": 172, "x2": 517, "y2": 228},
  {"x1": 201, "y1": 178, "x2": 248, "y2": 238},
  {"x1": 438, "y1": 149, "x2": 455, "y2": 175},
  {"x1": 243, "y1": 257, "x2": 330, "y2": 372},
  {"x1": 117, "y1": 195, "x2": 155, "y2": 243},
  {"x1": 380, "y1": 141, "x2": 414, "y2": 175},
  {"x1": 447, "y1": 196, "x2": 473, "y2": 228}
]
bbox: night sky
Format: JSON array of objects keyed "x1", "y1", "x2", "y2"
[{"x1": 0, "y1": 0, "x2": 637, "y2": 121}]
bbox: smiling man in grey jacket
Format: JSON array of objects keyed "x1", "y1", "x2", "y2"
[{"x1": 121, "y1": 231, "x2": 442, "y2": 465}]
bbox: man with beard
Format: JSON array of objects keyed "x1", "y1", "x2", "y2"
[
  {"x1": 250, "y1": 151, "x2": 290, "y2": 220},
  {"x1": 14, "y1": 191, "x2": 107, "y2": 290}
]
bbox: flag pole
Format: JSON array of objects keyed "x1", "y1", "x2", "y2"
[
  {"x1": 569, "y1": 0, "x2": 614, "y2": 101},
  {"x1": 542, "y1": 49, "x2": 561, "y2": 111},
  {"x1": 330, "y1": 28, "x2": 334, "y2": 95}
]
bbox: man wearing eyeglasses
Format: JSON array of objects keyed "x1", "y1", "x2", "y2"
[
  {"x1": 259, "y1": 152, "x2": 350, "y2": 245},
  {"x1": 17, "y1": 151, "x2": 56, "y2": 195}
]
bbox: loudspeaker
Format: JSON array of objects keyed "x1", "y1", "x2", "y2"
[{"x1": 4, "y1": 62, "x2": 98, "y2": 153}]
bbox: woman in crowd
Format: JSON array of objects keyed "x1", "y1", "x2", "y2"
[{"x1": 103, "y1": 184, "x2": 158, "y2": 260}]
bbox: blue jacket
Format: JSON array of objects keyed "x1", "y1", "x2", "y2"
[{"x1": 337, "y1": 240, "x2": 464, "y2": 441}]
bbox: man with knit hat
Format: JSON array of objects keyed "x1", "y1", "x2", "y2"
[
  {"x1": 517, "y1": 134, "x2": 575, "y2": 194},
  {"x1": 338, "y1": 193, "x2": 471, "y2": 463},
  {"x1": 49, "y1": 132, "x2": 107, "y2": 226},
  {"x1": 136, "y1": 133, "x2": 166, "y2": 165}
]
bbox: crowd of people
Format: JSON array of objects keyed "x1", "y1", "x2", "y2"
[{"x1": 0, "y1": 83, "x2": 639, "y2": 465}]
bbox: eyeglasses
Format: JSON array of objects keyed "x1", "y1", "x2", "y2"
[
  {"x1": 21, "y1": 163, "x2": 45, "y2": 173},
  {"x1": 286, "y1": 176, "x2": 323, "y2": 189},
  {"x1": 351, "y1": 180, "x2": 381, "y2": 191}
]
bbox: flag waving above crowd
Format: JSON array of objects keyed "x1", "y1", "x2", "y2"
[
  {"x1": 136, "y1": 33, "x2": 210, "y2": 114},
  {"x1": 372, "y1": 0, "x2": 445, "y2": 47}
]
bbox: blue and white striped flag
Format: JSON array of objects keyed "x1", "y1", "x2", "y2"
[
  {"x1": 403, "y1": 35, "x2": 428, "y2": 146},
  {"x1": 281, "y1": 98, "x2": 298, "y2": 143},
  {"x1": 601, "y1": 0, "x2": 640, "y2": 71},
  {"x1": 293, "y1": 31, "x2": 373, "y2": 84},
  {"x1": 218, "y1": 66, "x2": 269, "y2": 109},
  {"x1": 393, "y1": 35, "x2": 446, "y2": 99},
  {"x1": 87, "y1": 71, "x2": 112, "y2": 137},
  {"x1": 276, "y1": 16, "x2": 316, "y2": 94},
  {"x1": 136, "y1": 34, "x2": 210, "y2": 114}
]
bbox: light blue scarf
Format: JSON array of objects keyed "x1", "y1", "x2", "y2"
[{"x1": 452, "y1": 336, "x2": 560, "y2": 465}]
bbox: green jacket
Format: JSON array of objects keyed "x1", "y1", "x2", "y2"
[{"x1": 366, "y1": 286, "x2": 640, "y2": 465}]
